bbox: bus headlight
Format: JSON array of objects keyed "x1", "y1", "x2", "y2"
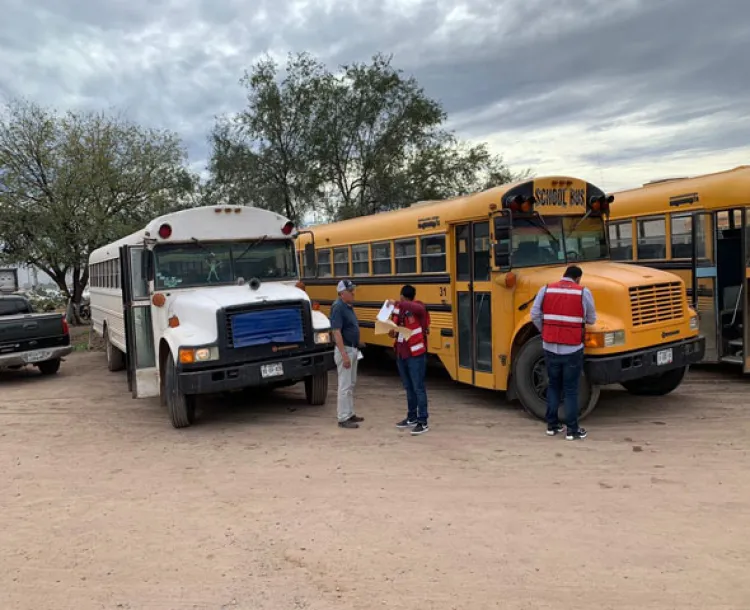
[
  {"x1": 690, "y1": 315, "x2": 699, "y2": 330},
  {"x1": 314, "y1": 331, "x2": 331, "y2": 344},
  {"x1": 585, "y1": 330, "x2": 625, "y2": 348},
  {"x1": 179, "y1": 346, "x2": 219, "y2": 364}
]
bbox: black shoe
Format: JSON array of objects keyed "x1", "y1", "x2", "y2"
[
  {"x1": 566, "y1": 427, "x2": 588, "y2": 440},
  {"x1": 411, "y1": 423, "x2": 429, "y2": 435},
  {"x1": 348, "y1": 415, "x2": 364, "y2": 423},
  {"x1": 396, "y1": 418, "x2": 417, "y2": 428},
  {"x1": 338, "y1": 419, "x2": 359, "y2": 429},
  {"x1": 546, "y1": 424, "x2": 565, "y2": 436}
]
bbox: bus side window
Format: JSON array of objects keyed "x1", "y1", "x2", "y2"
[
  {"x1": 636, "y1": 217, "x2": 666, "y2": 260},
  {"x1": 372, "y1": 242, "x2": 392, "y2": 275},
  {"x1": 333, "y1": 247, "x2": 350, "y2": 277},
  {"x1": 670, "y1": 214, "x2": 697, "y2": 259},
  {"x1": 420, "y1": 235, "x2": 446, "y2": 273},
  {"x1": 352, "y1": 244, "x2": 370, "y2": 276},
  {"x1": 317, "y1": 249, "x2": 332, "y2": 277},
  {"x1": 395, "y1": 239, "x2": 417, "y2": 274},
  {"x1": 608, "y1": 221, "x2": 633, "y2": 260}
]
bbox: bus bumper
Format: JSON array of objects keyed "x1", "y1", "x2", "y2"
[
  {"x1": 177, "y1": 350, "x2": 336, "y2": 395},
  {"x1": 584, "y1": 336, "x2": 705, "y2": 385}
]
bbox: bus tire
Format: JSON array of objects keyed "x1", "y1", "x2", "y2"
[
  {"x1": 513, "y1": 336, "x2": 600, "y2": 422},
  {"x1": 165, "y1": 352, "x2": 196, "y2": 428},
  {"x1": 621, "y1": 365, "x2": 687, "y2": 396},
  {"x1": 105, "y1": 328, "x2": 125, "y2": 372},
  {"x1": 304, "y1": 371, "x2": 328, "y2": 406},
  {"x1": 38, "y1": 358, "x2": 61, "y2": 376}
]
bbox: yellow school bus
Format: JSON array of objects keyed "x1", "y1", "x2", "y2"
[
  {"x1": 609, "y1": 165, "x2": 750, "y2": 371},
  {"x1": 296, "y1": 176, "x2": 705, "y2": 421}
]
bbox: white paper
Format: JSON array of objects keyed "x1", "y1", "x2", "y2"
[
  {"x1": 357, "y1": 349, "x2": 364, "y2": 361},
  {"x1": 376, "y1": 300, "x2": 395, "y2": 322}
]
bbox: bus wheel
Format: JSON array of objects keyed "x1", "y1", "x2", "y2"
[
  {"x1": 304, "y1": 371, "x2": 328, "y2": 405},
  {"x1": 104, "y1": 328, "x2": 125, "y2": 372},
  {"x1": 621, "y1": 366, "x2": 688, "y2": 396},
  {"x1": 514, "y1": 336, "x2": 600, "y2": 422},
  {"x1": 164, "y1": 352, "x2": 196, "y2": 428}
]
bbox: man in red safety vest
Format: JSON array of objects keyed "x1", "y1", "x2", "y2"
[
  {"x1": 387, "y1": 285, "x2": 431, "y2": 435},
  {"x1": 530, "y1": 265, "x2": 597, "y2": 441}
]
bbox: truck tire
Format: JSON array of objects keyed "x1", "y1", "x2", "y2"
[
  {"x1": 38, "y1": 358, "x2": 61, "y2": 376},
  {"x1": 513, "y1": 336, "x2": 600, "y2": 422},
  {"x1": 164, "y1": 352, "x2": 196, "y2": 428},
  {"x1": 105, "y1": 328, "x2": 125, "y2": 372},
  {"x1": 621, "y1": 365, "x2": 687, "y2": 396},
  {"x1": 304, "y1": 371, "x2": 328, "y2": 405}
]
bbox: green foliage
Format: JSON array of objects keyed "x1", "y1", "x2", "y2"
[
  {"x1": 206, "y1": 52, "x2": 529, "y2": 223},
  {"x1": 0, "y1": 99, "x2": 196, "y2": 307}
]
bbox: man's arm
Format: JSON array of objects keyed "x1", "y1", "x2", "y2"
[
  {"x1": 583, "y1": 288, "x2": 597, "y2": 325},
  {"x1": 530, "y1": 286, "x2": 546, "y2": 332},
  {"x1": 329, "y1": 305, "x2": 351, "y2": 367}
]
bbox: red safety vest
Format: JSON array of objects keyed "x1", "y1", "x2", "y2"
[
  {"x1": 392, "y1": 301, "x2": 430, "y2": 357},
  {"x1": 541, "y1": 280, "x2": 586, "y2": 345}
]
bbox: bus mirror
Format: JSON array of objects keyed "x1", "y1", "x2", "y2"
[
  {"x1": 304, "y1": 243, "x2": 317, "y2": 276},
  {"x1": 493, "y1": 214, "x2": 512, "y2": 269},
  {"x1": 142, "y1": 250, "x2": 154, "y2": 281},
  {"x1": 494, "y1": 240, "x2": 511, "y2": 269}
]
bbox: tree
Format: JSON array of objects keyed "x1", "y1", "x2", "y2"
[
  {"x1": 207, "y1": 52, "x2": 528, "y2": 223},
  {"x1": 204, "y1": 53, "x2": 330, "y2": 224},
  {"x1": 0, "y1": 99, "x2": 196, "y2": 322}
]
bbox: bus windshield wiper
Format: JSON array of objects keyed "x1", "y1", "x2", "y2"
[
  {"x1": 527, "y1": 215, "x2": 560, "y2": 248},
  {"x1": 234, "y1": 235, "x2": 268, "y2": 263},
  {"x1": 565, "y1": 209, "x2": 593, "y2": 240}
]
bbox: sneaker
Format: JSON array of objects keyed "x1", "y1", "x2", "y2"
[
  {"x1": 546, "y1": 424, "x2": 565, "y2": 436},
  {"x1": 348, "y1": 415, "x2": 364, "y2": 423},
  {"x1": 411, "y1": 423, "x2": 429, "y2": 436},
  {"x1": 338, "y1": 419, "x2": 359, "y2": 429},
  {"x1": 396, "y1": 418, "x2": 417, "y2": 428},
  {"x1": 566, "y1": 427, "x2": 588, "y2": 441}
]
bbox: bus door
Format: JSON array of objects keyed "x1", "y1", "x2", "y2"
[
  {"x1": 453, "y1": 220, "x2": 494, "y2": 388},
  {"x1": 691, "y1": 211, "x2": 719, "y2": 362},
  {"x1": 120, "y1": 245, "x2": 159, "y2": 398},
  {"x1": 742, "y1": 209, "x2": 750, "y2": 372},
  {"x1": 714, "y1": 209, "x2": 745, "y2": 364}
]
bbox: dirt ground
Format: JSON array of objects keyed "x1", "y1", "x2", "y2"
[{"x1": 1, "y1": 329, "x2": 749, "y2": 610}]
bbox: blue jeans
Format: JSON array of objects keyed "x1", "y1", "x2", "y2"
[
  {"x1": 396, "y1": 354, "x2": 428, "y2": 424},
  {"x1": 544, "y1": 349, "x2": 584, "y2": 431}
]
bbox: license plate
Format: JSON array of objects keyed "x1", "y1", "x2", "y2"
[
  {"x1": 261, "y1": 362, "x2": 284, "y2": 378},
  {"x1": 25, "y1": 350, "x2": 50, "y2": 363},
  {"x1": 656, "y1": 348, "x2": 673, "y2": 366}
]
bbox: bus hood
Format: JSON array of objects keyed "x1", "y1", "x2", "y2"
[
  {"x1": 168, "y1": 282, "x2": 309, "y2": 313},
  {"x1": 163, "y1": 282, "x2": 328, "y2": 345},
  {"x1": 518, "y1": 261, "x2": 682, "y2": 292}
]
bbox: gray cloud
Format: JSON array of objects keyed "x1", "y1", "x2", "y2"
[{"x1": 1, "y1": 0, "x2": 749, "y2": 184}]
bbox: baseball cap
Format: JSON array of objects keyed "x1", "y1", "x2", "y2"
[{"x1": 337, "y1": 279, "x2": 356, "y2": 293}]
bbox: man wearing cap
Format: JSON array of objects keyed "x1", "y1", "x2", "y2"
[{"x1": 330, "y1": 279, "x2": 364, "y2": 429}]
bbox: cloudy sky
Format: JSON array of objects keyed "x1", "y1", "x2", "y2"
[{"x1": 1, "y1": 0, "x2": 749, "y2": 198}]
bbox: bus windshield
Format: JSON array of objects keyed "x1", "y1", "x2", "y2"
[
  {"x1": 510, "y1": 215, "x2": 608, "y2": 268},
  {"x1": 154, "y1": 239, "x2": 297, "y2": 289}
]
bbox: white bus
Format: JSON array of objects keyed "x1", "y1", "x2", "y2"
[{"x1": 88, "y1": 204, "x2": 336, "y2": 428}]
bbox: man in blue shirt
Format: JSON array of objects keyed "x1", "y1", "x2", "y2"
[
  {"x1": 329, "y1": 279, "x2": 364, "y2": 429},
  {"x1": 530, "y1": 265, "x2": 597, "y2": 440}
]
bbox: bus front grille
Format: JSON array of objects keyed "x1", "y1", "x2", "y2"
[
  {"x1": 629, "y1": 282, "x2": 684, "y2": 326},
  {"x1": 226, "y1": 306, "x2": 304, "y2": 348}
]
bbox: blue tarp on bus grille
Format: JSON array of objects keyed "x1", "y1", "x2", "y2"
[{"x1": 229, "y1": 307, "x2": 304, "y2": 348}]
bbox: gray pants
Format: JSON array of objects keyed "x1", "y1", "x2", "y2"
[{"x1": 334, "y1": 346, "x2": 358, "y2": 422}]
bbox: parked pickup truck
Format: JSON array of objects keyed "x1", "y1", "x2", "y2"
[{"x1": 0, "y1": 295, "x2": 72, "y2": 375}]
